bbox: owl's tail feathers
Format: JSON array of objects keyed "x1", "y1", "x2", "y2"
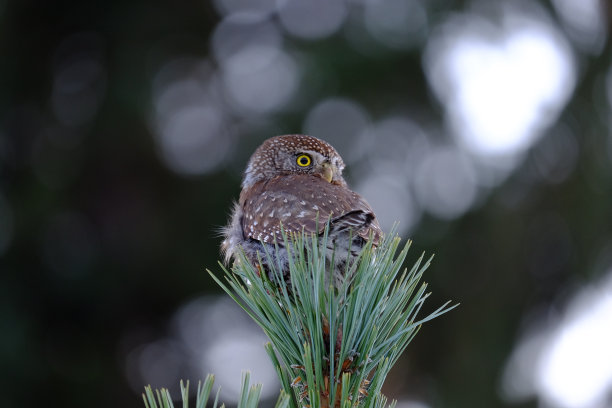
[
  {"x1": 329, "y1": 210, "x2": 382, "y2": 246},
  {"x1": 329, "y1": 210, "x2": 374, "y2": 232}
]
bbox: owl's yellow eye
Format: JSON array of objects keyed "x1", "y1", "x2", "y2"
[{"x1": 296, "y1": 154, "x2": 311, "y2": 167}]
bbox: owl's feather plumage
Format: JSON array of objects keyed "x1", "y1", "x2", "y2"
[{"x1": 222, "y1": 134, "x2": 382, "y2": 281}]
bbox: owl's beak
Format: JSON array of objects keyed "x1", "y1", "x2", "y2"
[{"x1": 320, "y1": 162, "x2": 334, "y2": 183}]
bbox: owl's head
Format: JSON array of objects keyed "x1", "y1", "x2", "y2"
[{"x1": 242, "y1": 134, "x2": 346, "y2": 189}]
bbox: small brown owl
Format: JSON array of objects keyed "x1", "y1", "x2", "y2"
[{"x1": 221, "y1": 134, "x2": 382, "y2": 282}]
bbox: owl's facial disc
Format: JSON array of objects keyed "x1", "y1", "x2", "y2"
[{"x1": 295, "y1": 150, "x2": 336, "y2": 182}]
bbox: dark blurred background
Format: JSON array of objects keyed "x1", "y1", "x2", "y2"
[{"x1": 2, "y1": 0, "x2": 612, "y2": 407}]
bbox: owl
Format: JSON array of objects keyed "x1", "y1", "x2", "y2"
[{"x1": 221, "y1": 134, "x2": 382, "y2": 283}]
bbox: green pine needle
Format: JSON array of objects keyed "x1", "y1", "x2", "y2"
[
  {"x1": 208, "y1": 224, "x2": 457, "y2": 408},
  {"x1": 143, "y1": 373, "x2": 289, "y2": 408}
]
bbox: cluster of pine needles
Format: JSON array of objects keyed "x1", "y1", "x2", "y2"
[{"x1": 144, "y1": 225, "x2": 456, "y2": 408}]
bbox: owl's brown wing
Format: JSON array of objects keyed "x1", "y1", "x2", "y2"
[{"x1": 239, "y1": 174, "x2": 382, "y2": 245}]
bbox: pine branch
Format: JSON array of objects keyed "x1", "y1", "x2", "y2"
[{"x1": 209, "y1": 225, "x2": 457, "y2": 408}]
